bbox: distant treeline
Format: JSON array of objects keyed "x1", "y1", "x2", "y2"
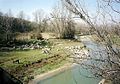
[
  {"x1": 0, "y1": 9, "x2": 93, "y2": 42},
  {"x1": 0, "y1": 14, "x2": 33, "y2": 41}
]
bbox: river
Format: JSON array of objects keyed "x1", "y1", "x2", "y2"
[{"x1": 37, "y1": 35, "x2": 105, "y2": 84}]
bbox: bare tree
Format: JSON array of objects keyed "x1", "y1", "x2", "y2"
[
  {"x1": 3, "y1": 9, "x2": 14, "y2": 40},
  {"x1": 61, "y1": 0, "x2": 120, "y2": 84},
  {"x1": 4, "y1": 9, "x2": 13, "y2": 17},
  {"x1": 51, "y1": 2, "x2": 75, "y2": 39},
  {"x1": 17, "y1": 11, "x2": 25, "y2": 20},
  {"x1": 33, "y1": 9, "x2": 45, "y2": 33}
]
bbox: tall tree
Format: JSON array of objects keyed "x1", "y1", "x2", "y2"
[
  {"x1": 51, "y1": 2, "x2": 75, "y2": 39},
  {"x1": 33, "y1": 9, "x2": 45, "y2": 33},
  {"x1": 17, "y1": 11, "x2": 25, "y2": 20}
]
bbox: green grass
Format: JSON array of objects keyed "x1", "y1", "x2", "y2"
[
  {"x1": 33, "y1": 59, "x2": 67, "y2": 75},
  {"x1": 0, "y1": 50, "x2": 46, "y2": 60},
  {"x1": 0, "y1": 50, "x2": 48, "y2": 70},
  {"x1": 0, "y1": 38, "x2": 84, "y2": 83},
  {"x1": 0, "y1": 38, "x2": 84, "y2": 69}
]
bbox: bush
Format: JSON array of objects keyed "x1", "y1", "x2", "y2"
[
  {"x1": 60, "y1": 20, "x2": 75, "y2": 39},
  {"x1": 36, "y1": 33, "x2": 43, "y2": 40}
]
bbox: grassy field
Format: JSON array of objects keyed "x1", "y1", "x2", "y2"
[
  {"x1": 0, "y1": 50, "x2": 48, "y2": 70},
  {"x1": 0, "y1": 38, "x2": 84, "y2": 83}
]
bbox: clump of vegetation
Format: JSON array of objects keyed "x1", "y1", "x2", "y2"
[
  {"x1": 60, "y1": 20, "x2": 75, "y2": 39},
  {"x1": 0, "y1": 39, "x2": 51, "y2": 51}
]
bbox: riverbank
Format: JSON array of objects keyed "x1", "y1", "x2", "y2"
[
  {"x1": 29, "y1": 63, "x2": 76, "y2": 84},
  {"x1": 0, "y1": 37, "x2": 84, "y2": 83},
  {"x1": 29, "y1": 38, "x2": 88, "y2": 84}
]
